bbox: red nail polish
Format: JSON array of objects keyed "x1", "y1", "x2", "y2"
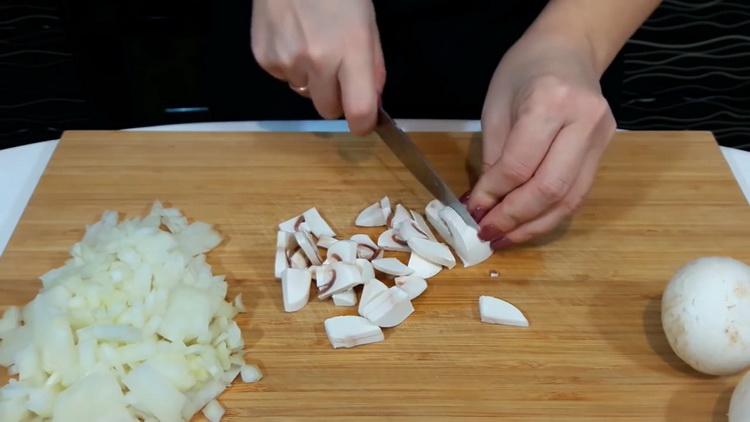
[
  {"x1": 459, "y1": 190, "x2": 471, "y2": 204},
  {"x1": 478, "y1": 225, "x2": 503, "y2": 242},
  {"x1": 490, "y1": 237, "x2": 514, "y2": 250},
  {"x1": 470, "y1": 206, "x2": 488, "y2": 223}
]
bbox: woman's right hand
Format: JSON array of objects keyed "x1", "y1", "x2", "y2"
[{"x1": 251, "y1": 0, "x2": 385, "y2": 135}]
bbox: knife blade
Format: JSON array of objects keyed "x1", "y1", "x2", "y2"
[{"x1": 374, "y1": 107, "x2": 479, "y2": 230}]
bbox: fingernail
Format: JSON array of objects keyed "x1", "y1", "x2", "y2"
[
  {"x1": 477, "y1": 225, "x2": 503, "y2": 242},
  {"x1": 459, "y1": 190, "x2": 471, "y2": 204},
  {"x1": 490, "y1": 237, "x2": 514, "y2": 250},
  {"x1": 470, "y1": 206, "x2": 488, "y2": 223}
]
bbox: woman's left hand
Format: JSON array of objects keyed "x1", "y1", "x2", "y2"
[{"x1": 465, "y1": 33, "x2": 617, "y2": 249}]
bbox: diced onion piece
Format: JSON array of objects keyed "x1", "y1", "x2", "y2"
[
  {"x1": 240, "y1": 364, "x2": 264, "y2": 383},
  {"x1": 202, "y1": 399, "x2": 225, "y2": 422}
]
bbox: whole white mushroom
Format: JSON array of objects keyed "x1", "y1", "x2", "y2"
[
  {"x1": 730, "y1": 370, "x2": 750, "y2": 421},
  {"x1": 661, "y1": 256, "x2": 750, "y2": 376}
]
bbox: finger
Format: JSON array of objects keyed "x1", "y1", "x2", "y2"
[
  {"x1": 372, "y1": 30, "x2": 386, "y2": 96},
  {"x1": 495, "y1": 146, "x2": 605, "y2": 248},
  {"x1": 338, "y1": 48, "x2": 378, "y2": 135},
  {"x1": 476, "y1": 121, "x2": 592, "y2": 240},
  {"x1": 308, "y1": 61, "x2": 343, "y2": 118},
  {"x1": 479, "y1": 83, "x2": 512, "y2": 173},
  {"x1": 467, "y1": 111, "x2": 564, "y2": 221}
]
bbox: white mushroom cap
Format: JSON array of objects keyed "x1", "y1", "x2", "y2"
[
  {"x1": 355, "y1": 258, "x2": 376, "y2": 282},
  {"x1": 326, "y1": 240, "x2": 358, "y2": 264},
  {"x1": 332, "y1": 289, "x2": 357, "y2": 307},
  {"x1": 358, "y1": 279, "x2": 388, "y2": 315},
  {"x1": 662, "y1": 256, "x2": 750, "y2": 376},
  {"x1": 317, "y1": 262, "x2": 363, "y2": 300},
  {"x1": 294, "y1": 231, "x2": 322, "y2": 266},
  {"x1": 394, "y1": 220, "x2": 429, "y2": 243},
  {"x1": 730, "y1": 369, "x2": 750, "y2": 421},
  {"x1": 350, "y1": 234, "x2": 382, "y2": 260},
  {"x1": 438, "y1": 205, "x2": 492, "y2": 267},
  {"x1": 410, "y1": 210, "x2": 437, "y2": 241},
  {"x1": 389, "y1": 204, "x2": 412, "y2": 228},
  {"x1": 316, "y1": 235, "x2": 337, "y2": 249},
  {"x1": 424, "y1": 199, "x2": 453, "y2": 244}
]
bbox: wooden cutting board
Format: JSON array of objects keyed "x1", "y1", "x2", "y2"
[{"x1": 2, "y1": 130, "x2": 749, "y2": 421}]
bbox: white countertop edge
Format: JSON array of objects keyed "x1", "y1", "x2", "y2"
[{"x1": 1, "y1": 121, "x2": 747, "y2": 257}]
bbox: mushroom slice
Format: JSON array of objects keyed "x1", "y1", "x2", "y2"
[
  {"x1": 324, "y1": 316, "x2": 384, "y2": 349},
  {"x1": 351, "y1": 234, "x2": 381, "y2": 260},
  {"x1": 316, "y1": 235, "x2": 337, "y2": 249},
  {"x1": 360, "y1": 286, "x2": 414, "y2": 328},
  {"x1": 406, "y1": 237, "x2": 456, "y2": 269},
  {"x1": 377, "y1": 229, "x2": 410, "y2": 253},
  {"x1": 389, "y1": 203, "x2": 412, "y2": 228},
  {"x1": 317, "y1": 262, "x2": 363, "y2": 300},
  {"x1": 289, "y1": 249, "x2": 309, "y2": 269},
  {"x1": 332, "y1": 289, "x2": 357, "y2": 307},
  {"x1": 408, "y1": 253, "x2": 442, "y2": 279},
  {"x1": 410, "y1": 210, "x2": 437, "y2": 241},
  {"x1": 372, "y1": 258, "x2": 414, "y2": 277},
  {"x1": 326, "y1": 240, "x2": 358, "y2": 264},
  {"x1": 439, "y1": 205, "x2": 492, "y2": 267},
  {"x1": 425, "y1": 199, "x2": 453, "y2": 243},
  {"x1": 395, "y1": 276, "x2": 428, "y2": 300},
  {"x1": 294, "y1": 231, "x2": 322, "y2": 266},
  {"x1": 394, "y1": 219, "x2": 430, "y2": 243},
  {"x1": 358, "y1": 278, "x2": 389, "y2": 314},
  {"x1": 274, "y1": 248, "x2": 289, "y2": 279},
  {"x1": 278, "y1": 214, "x2": 307, "y2": 234},
  {"x1": 282, "y1": 268, "x2": 311, "y2": 312},
  {"x1": 355, "y1": 258, "x2": 376, "y2": 282},
  {"x1": 277, "y1": 230, "x2": 296, "y2": 249},
  {"x1": 355, "y1": 201, "x2": 387, "y2": 227},
  {"x1": 380, "y1": 196, "x2": 392, "y2": 222},
  {"x1": 478, "y1": 295, "x2": 528, "y2": 327},
  {"x1": 302, "y1": 207, "x2": 336, "y2": 238}
]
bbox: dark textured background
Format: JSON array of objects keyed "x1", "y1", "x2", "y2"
[{"x1": 0, "y1": 0, "x2": 748, "y2": 150}]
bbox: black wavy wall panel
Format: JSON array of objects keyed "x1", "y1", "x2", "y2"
[{"x1": 619, "y1": 0, "x2": 750, "y2": 149}]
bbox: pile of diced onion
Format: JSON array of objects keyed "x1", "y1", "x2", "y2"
[
  {"x1": 275, "y1": 197, "x2": 529, "y2": 349},
  {"x1": 0, "y1": 202, "x2": 260, "y2": 422}
]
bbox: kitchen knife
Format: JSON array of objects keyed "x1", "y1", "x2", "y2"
[{"x1": 374, "y1": 107, "x2": 479, "y2": 230}]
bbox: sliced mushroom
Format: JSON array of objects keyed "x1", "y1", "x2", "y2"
[
  {"x1": 359, "y1": 286, "x2": 414, "y2": 328},
  {"x1": 372, "y1": 257, "x2": 414, "y2": 277},
  {"x1": 317, "y1": 262, "x2": 363, "y2": 300},
  {"x1": 394, "y1": 276, "x2": 428, "y2": 300},
  {"x1": 406, "y1": 237, "x2": 456, "y2": 269},
  {"x1": 277, "y1": 230, "x2": 296, "y2": 249},
  {"x1": 316, "y1": 235, "x2": 337, "y2": 249},
  {"x1": 282, "y1": 268, "x2": 311, "y2": 312},
  {"x1": 289, "y1": 249, "x2": 309, "y2": 269},
  {"x1": 302, "y1": 207, "x2": 336, "y2": 238},
  {"x1": 324, "y1": 315, "x2": 384, "y2": 349},
  {"x1": 424, "y1": 199, "x2": 453, "y2": 244},
  {"x1": 355, "y1": 201, "x2": 387, "y2": 227},
  {"x1": 478, "y1": 295, "x2": 528, "y2": 327},
  {"x1": 326, "y1": 240, "x2": 358, "y2": 264},
  {"x1": 389, "y1": 203, "x2": 412, "y2": 228},
  {"x1": 332, "y1": 289, "x2": 357, "y2": 307},
  {"x1": 274, "y1": 248, "x2": 288, "y2": 279},
  {"x1": 377, "y1": 229, "x2": 410, "y2": 253},
  {"x1": 409, "y1": 210, "x2": 437, "y2": 241},
  {"x1": 394, "y1": 219, "x2": 429, "y2": 243},
  {"x1": 407, "y1": 253, "x2": 442, "y2": 279},
  {"x1": 355, "y1": 258, "x2": 376, "y2": 282},
  {"x1": 358, "y1": 278, "x2": 389, "y2": 314},
  {"x1": 439, "y1": 205, "x2": 492, "y2": 267},
  {"x1": 278, "y1": 214, "x2": 307, "y2": 234},
  {"x1": 380, "y1": 196, "x2": 392, "y2": 222},
  {"x1": 350, "y1": 234, "x2": 382, "y2": 260},
  {"x1": 294, "y1": 231, "x2": 322, "y2": 266}
]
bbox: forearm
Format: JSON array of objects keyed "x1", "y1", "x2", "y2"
[{"x1": 520, "y1": 0, "x2": 662, "y2": 75}]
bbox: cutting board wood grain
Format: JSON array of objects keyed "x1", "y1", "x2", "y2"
[{"x1": 1, "y1": 130, "x2": 749, "y2": 421}]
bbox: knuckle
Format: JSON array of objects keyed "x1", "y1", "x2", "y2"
[
  {"x1": 535, "y1": 177, "x2": 569, "y2": 203},
  {"x1": 498, "y1": 159, "x2": 534, "y2": 185}
]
